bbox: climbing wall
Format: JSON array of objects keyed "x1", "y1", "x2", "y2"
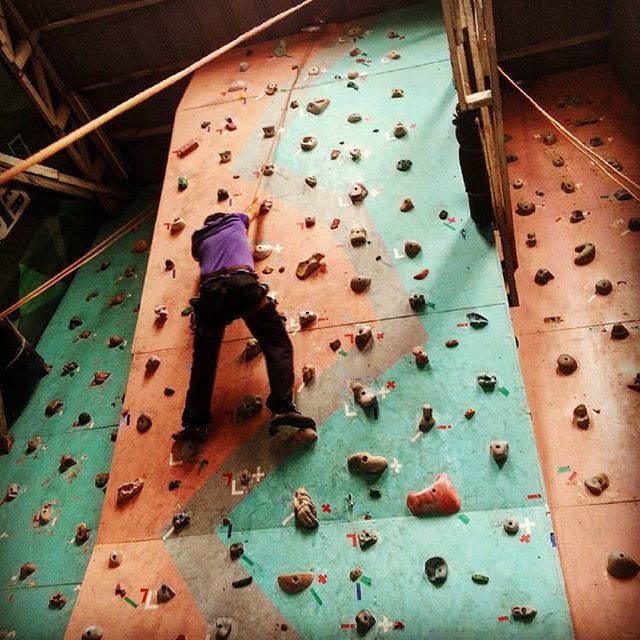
[
  {"x1": 0, "y1": 196, "x2": 154, "y2": 639},
  {"x1": 504, "y1": 64, "x2": 640, "y2": 639},
  {"x1": 64, "y1": 4, "x2": 574, "y2": 639}
]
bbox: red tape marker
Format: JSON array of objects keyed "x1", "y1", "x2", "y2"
[
  {"x1": 527, "y1": 493, "x2": 543, "y2": 500},
  {"x1": 497, "y1": 616, "x2": 509, "y2": 623},
  {"x1": 222, "y1": 473, "x2": 233, "y2": 486},
  {"x1": 139, "y1": 587, "x2": 149, "y2": 604},
  {"x1": 346, "y1": 533, "x2": 357, "y2": 547}
]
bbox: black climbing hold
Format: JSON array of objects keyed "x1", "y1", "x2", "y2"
[
  {"x1": 467, "y1": 312, "x2": 488, "y2": 329},
  {"x1": 77, "y1": 412, "x2": 91, "y2": 425},
  {"x1": 232, "y1": 576, "x2": 253, "y2": 588},
  {"x1": 369, "y1": 487, "x2": 381, "y2": 499},
  {"x1": 425, "y1": 556, "x2": 448, "y2": 586},
  {"x1": 69, "y1": 316, "x2": 82, "y2": 330},
  {"x1": 534, "y1": 268, "x2": 555, "y2": 285},
  {"x1": 439, "y1": 210, "x2": 448, "y2": 220},
  {"x1": 355, "y1": 609, "x2": 376, "y2": 635}
]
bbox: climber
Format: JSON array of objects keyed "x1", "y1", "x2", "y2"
[{"x1": 172, "y1": 211, "x2": 317, "y2": 443}]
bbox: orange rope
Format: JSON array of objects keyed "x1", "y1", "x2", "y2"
[
  {"x1": 0, "y1": 203, "x2": 156, "y2": 319},
  {"x1": 0, "y1": 0, "x2": 319, "y2": 187},
  {"x1": 498, "y1": 67, "x2": 640, "y2": 201}
]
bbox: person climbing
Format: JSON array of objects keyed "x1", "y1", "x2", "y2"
[{"x1": 172, "y1": 211, "x2": 317, "y2": 443}]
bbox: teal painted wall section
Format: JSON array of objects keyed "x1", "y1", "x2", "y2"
[{"x1": 0, "y1": 195, "x2": 155, "y2": 639}]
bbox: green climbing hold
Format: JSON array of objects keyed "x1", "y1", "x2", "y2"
[
  {"x1": 178, "y1": 176, "x2": 188, "y2": 191},
  {"x1": 181, "y1": 306, "x2": 193, "y2": 316},
  {"x1": 472, "y1": 574, "x2": 489, "y2": 584},
  {"x1": 274, "y1": 39, "x2": 288, "y2": 57}
]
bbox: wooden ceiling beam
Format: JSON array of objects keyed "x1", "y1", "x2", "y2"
[{"x1": 498, "y1": 30, "x2": 611, "y2": 62}]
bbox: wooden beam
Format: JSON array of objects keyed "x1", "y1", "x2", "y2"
[
  {"x1": 0, "y1": 151, "x2": 130, "y2": 200},
  {"x1": 13, "y1": 37, "x2": 33, "y2": 70},
  {"x1": 498, "y1": 30, "x2": 611, "y2": 62},
  {"x1": 466, "y1": 88, "x2": 492, "y2": 109},
  {"x1": 37, "y1": 0, "x2": 174, "y2": 32},
  {"x1": 0, "y1": 2, "x2": 14, "y2": 59},
  {"x1": 111, "y1": 124, "x2": 173, "y2": 141}
]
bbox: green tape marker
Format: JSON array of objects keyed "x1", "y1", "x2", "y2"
[
  {"x1": 458, "y1": 513, "x2": 470, "y2": 525},
  {"x1": 339, "y1": 350, "x2": 349, "y2": 357},
  {"x1": 124, "y1": 597, "x2": 138, "y2": 608},
  {"x1": 498, "y1": 387, "x2": 510, "y2": 397},
  {"x1": 360, "y1": 576, "x2": 372, "y2": 587},
  {"x1": 241, "y1": 555, "x2": 255, "y2": 567},
  {"x1": 426, "y1": 302, "x2": 436, "y2": 310},
  {"x1": 557, "y1": 465, "x2": 571, "y2": 473},
  {"x1": 310, "y1": 587, "x2": 323, "y2": 606},
  {"x1": 444, "y1": 222, "x2": 456, "y2": 231}
]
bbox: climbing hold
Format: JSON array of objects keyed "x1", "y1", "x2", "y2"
[
  {"x1": 542, "y1": 133, "x2": 556, "y2": 145},
  {"x1": 253, "y1": 244, "x2": 274, "y2": 260},
  {"x1": 418, "y1": 404, "x2": 435, "y2": 433},
  {"x1": 290, "y1": 100, "x2": 299, "y2": 109},
  {"x1": 349, "y1": 147, "x2": 361, "y2": 161},
  {"x1": 358, "y1": 531, "x2": 378, "y2": 550},
  {"x1": 412, "y1": 346, "x2": 429, "y2": 368},
  {"x1": 299, "y1": 310, "x2": 317, "y2": 328},
  {"x1": 355, "y1": 325, "x2": 373, "y2": 350},
  {"x1": 259, "y1": 198, "x2": 273, "y2": 215},
  {"x1": 629, "y1": 218, "x2": 640, "y2": 231},
  {"x1": 570, "y1": 210, "x2": 585, "y2": 223},
  {"x1": 512, "y1": 606, "x2": 537, "y2": 621},
  {"x1": 391, "y1": 88, "x2": 404, "y2": 98},
  {"x1": 607, "y1": 550, "x2": 640, "y2": 579},
  {"x1": 26, "y1": 436, "x2": 41, "y2": 453},
  {"x1": 614, "y1": 189, "x2": 632, "y2": 201},
  {"x1": 154, "y1": 305, "x2": 168, "y2": 323},
  {"x1": 243, "y1": 338, "x2": 262, "y2": 360},
  {"x1": 168, "y1": 479, "x2": 180, "y2": 490},
  {"x1": 305, "y1": 176, "x2": 317, "y2": 188},
  {"x1": 59, "y1": 454, "x2": 77, "y2": 471},
  {"x1": 306, "y1": 98, "x2": 330, "y2": 115},
  {"x1": 409, "y1": 293, "x2": 426, "y2": 312},
  {"x1": 472, "y1": 574, "x2": 489, "y2": 584},
  {"x1": 308, "y1": 65, "x2": 320, "y2": 75},
  {"x1": 39, "y1": 502, "x2": 53, "y2": 524},
  {"x1": 157, "y1": 584, "x2": 176, "y2": 603},
  {"x1": 347, "y1": 113, "x2": 362, "y2": 124},
  {"x1": 277, "y1": 573, "x2": 314, "y2": 594},
  {"x1": 425, "y1": 557, "x2": 448, "y2": 586},
  {"x1": 350, "y1": 225, "x2": 367, "y2": 247},
  {"x1": 165, "y1": 259, "x2": 175, "y2": 270},
  {"x1": 551, "y1": 154, "x2": 564, "y2": 167},
  {"x1": 607, "y1": 157, "x2": 623, "y2": 171},
  {"x1": 224, "y1": 116, "x2": 237, "y2": 132},
  {"x1": 75, "y1": 523, "x2": 90, "y2": 544},
  {"x1": 5, "y1": 483, "x2": 18, "y2": 501},
  {"x1": 177, "y1": 176, "x2": 188, "y2": 191},
  {"x1": 561, "y1": 181, "x2": 575, "y2": 194},
  {"x1": 92, "y1": 371, "x2": 111, "y2": 386},
  {"x1": 503, "y1": 516, "x2": 519, "y2": 534},
  {"x1": 108, "y1": 335, "x2": 124, "y2": 348},
  {"x1": 526, "y1": 233, "x2": 537, "y2": 247},
  {"x1": 331, "y1": 149, "x2": 341, "y2": 160},
  {"x1": 228, "y1": 80, "x2": 246, "y2": 92},
  {"x1": 351, "y1": 383, "x2": 378, "y2": 419},
  {"x1": 145, "y1": 355, "x2": 161, "y2": 373},
  {"x1": 136, "y1": 413, "x2": 152, "y2": 433},
  {"x1": 611, "y1": 323, "x2": 629, "y2": 340},
  {"x1": 585, "y1": 473, "x2": 609, "y2": 495},
  {"x1": 404, "y1": 240, "x2": 421, "y2": 259},
  {"x1": 534, "y1": 268, "x2": 555, "y2": 285},
  {"x1": 232, "y1": 577, "x2": 252, "y2": 588},
  {"x1": 516, "y1": 200, "x2": 535, "y2": 216},
  {"x1": 172, "y1": 511, "x2": 191, "y2": 529},
  {"x1": 387, "y1": 29, "x2": 400, "y2": 38},
  {"x1": 217, "y1": 188, "x2": 229, "y2": 202},
  {"x1": 305, "y1": 215, "x2": 315, "y2": 228},
  {"x1": 439, "y1": 209, "x2": 449, "y2": 220},
  {"x1": 108, "y1": 551, "x2": 122, "y2": 568},
  {"x1": 477, "y1": 373, "x2": 497, "y2": 391},
  {"x1": 49, "y1": 592, "x2": 67, "y2": 609},
  {"x1": 350, "y1": 276, "x2": 371, "y2": 293},
  {"x1": 490, "y1": 440, "x2": 509, "y2": 467},
  {"x1": 406, "y1": 473, "x2": 461, "y2": 516},
  {"x1": 394, "y1": 122, "x2": 408, "y2": 138},
  {"x1": 95, "y1": 473, "x2": 109, "y2": 489},
  {"x1": 369, "y1": 488, "x2": 382, "y2": 499},
  {"x1": 19, "y1": 563, "x2": 36, "y2": 580},
  {"x1": 589, "y1": 136, "x2": 603, "y2": 147},
  {"x1": 573, "y1": 404, "x2": 590, "y2": 429},
  {"x1": 330, "y1": 218, "x2": 341, "y2": 230},
  {"x1": 445, "y1": 339, "x2": 459, "y2": 348},
  {"x1": 235, "y1": 394, "x2": 263, "y2": 422},
  {"x1": 349, "y1": 183, "x2": 368, "y2": 203},
  {"x1": 265, "y1": 83, "x2": 278, "y2": 96},
  {"x1": 76, "y1": 412, "x2": 91, "y2": 426},
  {"x1": 262, "y1": 125, "x2": 275, "y2": 139},
  {"x1": 465, "y1": 408, "x2": 476, "y2": 419},
  {"x1": 356, "y1": 609, "x2": 376, "y2": 635},
  {"x1": 99, "y1": 261, "x2": 110, "y2": 271},
  {"x1": 558, "y1": 353, "x2": 578, "y2": 375},
  {"x1": 397, "y1": 159, "x2": 412, "y2": 172},
  {"x1": 69, "y1": 316, "x2": 83, "y2": 330},
  {"x1": 215, "y1": 618, "x2": 233, "y2": 639},
  {"x1": 349, "y1": 47, "x2": 361, "y2": 57},
  {"x1": 293, "y1": 488, "x2": 318, "y2": 529},
  {"x1": 301, "y1": 135, "x2": 317, "y2": 151},
  {"x1": 347, "y1": 69, "x2": 359, "y2": 79},
  {"x1": 239, "y1": 61, "x2": 249, "y2": 72},
  {"x1": 61, "y1": 361, "x2": 78, "y2": 376},
  {"x1": 81, "y1": 626, "x2": 104, "y2": 640},
  {"x1": 400, "y1": 198, "x2": 414, "y2": 212},
  {"x1": 348, "y1": 452, "x2": 388, "y2": 477},
  {"x1": 350, "y1": 567, "x2": 363, "y2": 581},
  {"x1": 329, "y1": 339, "x2": 342, "y2": 352},
  {"x1": 387, "y1": 50, "x2": 401, "y2": 59},
  {"x1": 302, "y1": 364, "x2": 315, "y2": 384},
  {"x1": 116, "y1": 478, "x2": 144, "y2": 505},
  {"x1": 229, "y1": 542, "x2": 244, "y2": 560},
  {"x1": 219, "y1": 150, "x2": 232, "y2": 163},
  {"x1": 296, "y1": 253, "x2": 324, "y2": 280},
  {"x1": 512, "y1": 178, "x2": 524, "y2": 189},
  {"x1": 573, "y1": 242, "x2": 596, "y2": 265},
  {"x1": 595, "y1": 279, "x2": 612, "y2": 295},
  {"x1": 467, "y1": 312, "x2": 489, "y2": 329},
  {"x1": 506, "y1": 153, "x2": 518, "y2": 163}
]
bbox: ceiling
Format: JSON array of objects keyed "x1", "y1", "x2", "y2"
[{"x1": 0, "y1": 0, "x2": 621, "y2": 191}]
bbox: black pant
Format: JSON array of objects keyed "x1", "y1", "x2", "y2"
[{"x1": 182, "y1": 272, "x2": 295, "y2": 429}]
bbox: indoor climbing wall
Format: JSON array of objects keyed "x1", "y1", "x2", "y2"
[
  {"x1": 65, "y1": 3, "x2": 573, "y2": 639},
  {"x1": 504, "y1": 64, "x2": 640, "y2": 639},
  {"x1": 0, "y1": 196, "x2": 155, "y2": 639}
]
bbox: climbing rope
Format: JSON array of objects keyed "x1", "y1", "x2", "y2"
[
  {"x1": 0, "y1": 202, "x2": 156, "y2": 319},
  {"x1": 498, "y1": 67, "x2": 640, "y2": 201}
]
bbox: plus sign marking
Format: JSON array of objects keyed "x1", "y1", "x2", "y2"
[{"x1": 389, "y1": 458, "x2": 402, "y2": 474}]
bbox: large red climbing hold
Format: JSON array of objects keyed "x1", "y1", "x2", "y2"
[{"x1": 406, "y1": 473, "x2": 461, "y2": 516}]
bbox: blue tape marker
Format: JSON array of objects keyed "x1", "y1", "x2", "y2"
[
  {"x1": 125, "y1": 414, "x2": 130, "y2": 425},
  {"x1": 227, "y1": 523, "x2": 232, "y2": 538},
  {"x1": 550, "y1": 532, "x2": 556, "y2": 548},
  {"x1": 356, "y1": 582, "x2": 362, "y2": 601}
]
